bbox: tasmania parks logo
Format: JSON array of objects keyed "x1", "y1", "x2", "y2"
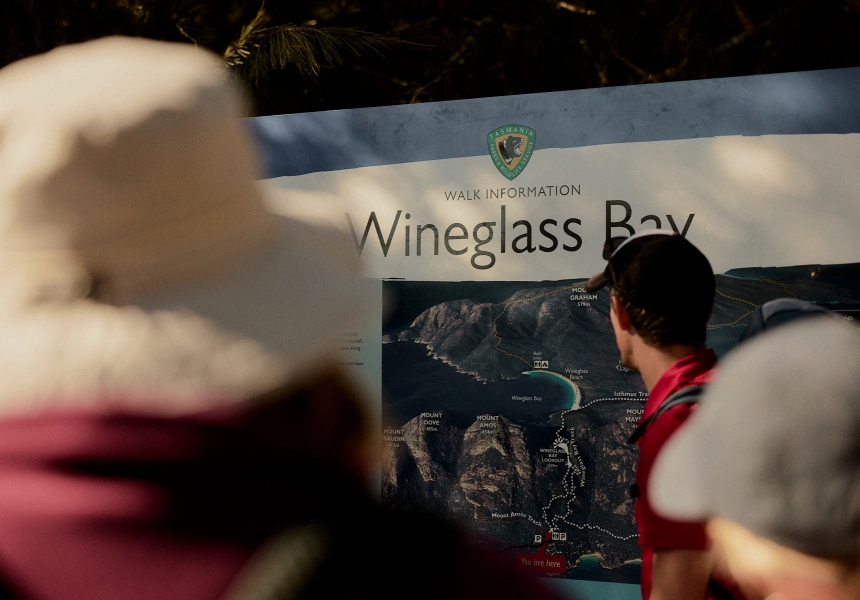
[{"x1": 488, "y1": 125, "x2": 536, "y2": 180}]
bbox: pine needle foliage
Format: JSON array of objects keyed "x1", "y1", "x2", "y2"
[
  {"x1": 224, "y1": 4, "x2": 400, "y2": 83},
  {"x1": 2, "y1": 0, "x2": 858, "y2": 115},
  {"x1": 223, "y1": 4, "x2": 269, "y2": 67},
  {"x1": 245, "y1": 25, "x2": 397, "y2": 79}
]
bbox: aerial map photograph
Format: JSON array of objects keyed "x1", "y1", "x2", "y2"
[{"x1": 381, "y1": 262, "x2": 860, "y2": 583}]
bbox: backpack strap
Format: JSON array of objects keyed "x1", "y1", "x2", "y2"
[{"x1": 627, "y1": 384, "x2": 704, "y2": 444}]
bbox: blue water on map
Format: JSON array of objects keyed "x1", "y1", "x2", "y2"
[{"x1": 522, "y1": 371, "x2": 577, "y2": 409}]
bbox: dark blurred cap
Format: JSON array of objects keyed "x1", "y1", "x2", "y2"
[{"x1": 651, "y1": 317, "x2": 860, "y2": 561}]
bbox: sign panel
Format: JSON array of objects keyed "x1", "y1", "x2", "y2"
[{"x1": 250, "y1": 68, "x2": 860, "y2": 600}]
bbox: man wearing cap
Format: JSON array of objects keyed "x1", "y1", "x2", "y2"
[
  {"x1": 651, "y1": 317, "x2": 860, "y2": 600},
  {"x1": 586, "y1": 230, "x2": 731, "y2": 600}
]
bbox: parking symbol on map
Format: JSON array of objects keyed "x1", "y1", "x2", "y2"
[{"x1": 534, "y1": 535, "x2": 542, "y2": 544}]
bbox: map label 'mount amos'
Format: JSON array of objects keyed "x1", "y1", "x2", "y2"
[{"x1": 488, "y1": 125, "x2": 536, "y2": 180}]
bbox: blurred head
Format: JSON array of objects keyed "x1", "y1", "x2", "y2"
[
  {"x1": 586, "y1": 230, "x2": 715, "y2": 347},
  {"x1": 0, "y1": 36, "x2": 369, "y2": 416},
  {"x1": 651, "y1": 317, "x2": 860, "y2": 599}
]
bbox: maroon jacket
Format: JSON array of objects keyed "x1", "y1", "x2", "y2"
[{"x1": 0, "y1": 374, "x2": 568, "y2": 600}]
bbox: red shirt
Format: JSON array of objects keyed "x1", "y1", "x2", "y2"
[{"x1": 635, "y1": 348, "x2": 716, "y2": 600}]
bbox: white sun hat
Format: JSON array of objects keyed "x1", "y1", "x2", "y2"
[
  {"x1": 0, "y1": 36, "x2": 369, "y2": 414},
  {"x1": 650, "y1": 317, "x2": 860, "y2": 561}
]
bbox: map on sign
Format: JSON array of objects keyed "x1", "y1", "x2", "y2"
[{"x1": 380, "y1": 262, "x2": 860, "y2": 583}]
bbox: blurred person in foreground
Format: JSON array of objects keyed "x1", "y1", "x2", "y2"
[
  {"x1": 585, "y1": 230, "x2": 744, "y2": 600},
  {"x1": 651, "y1": 317, "x2": 860, "y2": 600},
  {"x1": 0, "y1": 37, "x2": 564, "y2": 600}
]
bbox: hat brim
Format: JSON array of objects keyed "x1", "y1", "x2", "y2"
[
  {"x1": 134, "y1": 206, "x2": 371, "y2": 380},
  {"x1": 585, "y1": 270, "x2": 609, "y2": 292}
]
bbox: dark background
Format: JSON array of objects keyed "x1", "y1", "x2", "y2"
[{"x1": 2, "y1": 0, "x2": 859, "y2": 116}]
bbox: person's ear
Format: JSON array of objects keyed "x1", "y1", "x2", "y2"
[{"x1": 611, "y1": 295, "x2": 633, "y2": 332}]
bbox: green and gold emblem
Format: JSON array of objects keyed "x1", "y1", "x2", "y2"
[{"x1": 487, "y1": 125, "x2": 536, "y2": 180}]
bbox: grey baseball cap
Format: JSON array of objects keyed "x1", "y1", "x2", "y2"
[{"x1": 650, "y1": 317, "x2": 860, "y2": 561}]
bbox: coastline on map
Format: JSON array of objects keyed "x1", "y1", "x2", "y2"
[
  {"x1": 567, "y1": 553, "x2": 641, "y2": 584},
  {"x1": 522, "y1": 370, "x2": 578, "y2": 410},
  {"x1": 576, "y1": 553, "x2": 606, "y2": 566}
]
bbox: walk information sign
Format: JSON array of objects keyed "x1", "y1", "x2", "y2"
[{"x1": 250, "y1": 68, "x2": 860, "y2": 600}]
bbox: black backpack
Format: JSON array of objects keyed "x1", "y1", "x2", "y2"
[
  {"x1": 627, "y1": 384, "x2": 704, "y2": 445},
  {"x1": 625, "y1": 384, "x2": 745, "y2": 600},
  {"x1": 627, "y1": 384, "x2": 703, "y2": 501}
]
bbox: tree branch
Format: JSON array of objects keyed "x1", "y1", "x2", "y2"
[{"x1": 556, "y1": 2, "x2": 596, "y2": 16}]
